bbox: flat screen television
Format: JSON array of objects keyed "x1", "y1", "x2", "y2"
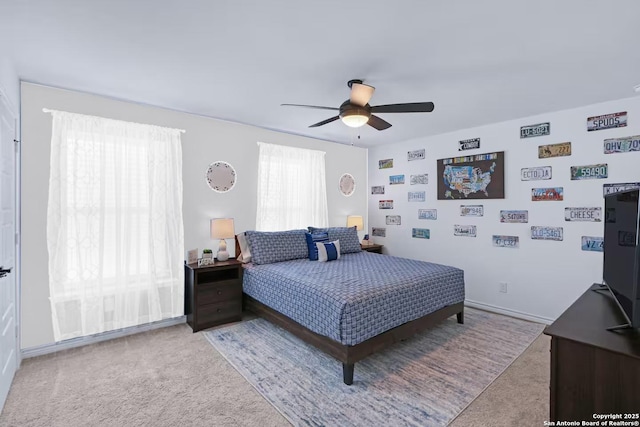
[{"x1": 602, "y1": 188, "x2": 640, "y2": 330}]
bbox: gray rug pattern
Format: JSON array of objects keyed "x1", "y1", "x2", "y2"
[{"x1": 205, "y1": 308, "x2": 544, "y2": 427}]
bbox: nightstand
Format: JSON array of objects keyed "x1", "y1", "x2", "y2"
[
  {"x1": 184, "y1": 259, "x2": 243, "y2": 332},
  {"x1": 361, "y1": 243, "x2": 383, "y2": 254}
]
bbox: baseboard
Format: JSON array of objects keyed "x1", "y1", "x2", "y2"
[
  {"x1": 21, "y1": 316, "x2": 186, "y2": 359},
  {"x1": 464, "y1": 300, "x2": 554, "y2": 325}
]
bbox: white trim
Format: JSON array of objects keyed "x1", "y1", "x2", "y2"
[
  {"x1": 21, "y1": 316, "x2": 186, "y2": 359},
  {"x1": 465, "y1": 299, "x2": 554, "y2": 325}
]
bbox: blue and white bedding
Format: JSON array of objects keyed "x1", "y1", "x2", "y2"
[{"x1": 243, "y1": 251, "x2": 465, "y2": 346}]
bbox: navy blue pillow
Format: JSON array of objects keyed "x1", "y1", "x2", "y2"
[{"x1": 305, "y1": 232, "x2": 329, "y2": 261}]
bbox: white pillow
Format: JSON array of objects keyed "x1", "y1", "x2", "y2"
[
  {"x1": 316, "y1": 240, "x2": 341, "y2": 262},
  {"x1": 236, "y1": 232, "x2": 252, "y2": 263}
]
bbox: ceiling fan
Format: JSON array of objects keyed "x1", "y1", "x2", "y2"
[{"x1": 281, "y1": 79, "x2": 434, "y2": 131}]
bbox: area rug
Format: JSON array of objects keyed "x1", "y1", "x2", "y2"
[{"x1": 204, "y1": 308, "x2": 544, "y2": 427}]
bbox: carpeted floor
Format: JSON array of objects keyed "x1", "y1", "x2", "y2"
[
  {"x1": 205, "y1": 308, "x2": 544, "y2": 426},
  {"x1": 0, "y1": 311, "x2": 550, "y2": 427}
]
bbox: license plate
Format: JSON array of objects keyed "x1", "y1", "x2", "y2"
[
  {"x1": 603, "y1": 182, "x2": 640, "y2": 196},
  {"x1": 493, "y1": 235, "x2": 519, "y2": 248},
  {"x1": 379, "y1": 200, "x2": 394, "y2": 209},
  {"x1": 389, "y1": 175, "x2": 405, "y2": 185},
  {"x1": 386, "y1": 215, "x2": 401, "y2": 225},
  {"x1": 581, "y1": 236, "x2": 603, "y2": 252},
  {"x1": 521, "y1": 166, "x2": 552, "y2": 181},
  {"x1": 459, "y1": 138, "x2": 480, "y2": 151},
  {"x1": 604, "y1": 135, "x2": 640, "y2": 154},
  {"x1": 531, "y1": 226, "x2": 563, "y2": 241},
  {"x1": 538, "y1": 142, "x2": 571, "y2": 158},
  {"x1": 500, "y1": 210, "x2": 529, "y2": 223},
  {"x1": 372, "y1": 227, "x2": 386, "y2": 237},
  {"x1": 520, "y1": 122, "x2": 550, "y2": 139},
  {"x1": 587, "y1": 111, "x2": 627, "y2": 132},
  {"x1": 418, "y1": 209, "x2": 437, "y2": 220},
  {"x1": 408, "y1": 149, "x2": 425, "y2": 161},
  {"x1": 532, "y1": 187, "x2": 563, "y2": 201},
  {"x1": 379, "y1": 159, "x2": 393, "y2": 169},
  {"x1": 571, "y1": 164, "x2": 608, "y2": 180},
  {"x1": 410, "y1": 174, "x2": 428, "y2": 185},
  {"x1": 408, "y1": 191, "x2": 425, "y2": 202},
  {"x1": 460, "y1": 205, "x2": 484, "y2": 216},
  {"x1": 618, "y1": 231, "x2": 637, "y2": 247},
  {"x1": 371, "y1": 186, "x2": 385, "y2": 195},
  {"x1": 412, "y1": 228, "x2": 430, "y2": 239},
  {"x1": 454, "y1": 225, "x2": 477, "y2": 237},
  {"x1": 564, "y1": 207, "x2": 602, "y2": 222}
]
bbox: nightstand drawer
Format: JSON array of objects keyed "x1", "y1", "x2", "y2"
[
  {"x1": 198, "y1": 300, "x2": 242, "y2": 325},
  {"x1": 197, "y1": 279, "x2": 241, "y2": 306}
]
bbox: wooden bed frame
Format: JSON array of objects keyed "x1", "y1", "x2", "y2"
[{"x1": 236, "y1": 238, "x2": 464, "y2": 385}]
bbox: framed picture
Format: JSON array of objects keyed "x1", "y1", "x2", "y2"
[
  {"x1": 187, "y1": 249, "x2": 198, "y2": 264},
  {"x1": 437, "y1": 151, "x2": 505, "y2": 200}
]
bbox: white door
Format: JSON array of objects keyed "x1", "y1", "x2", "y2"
[{"x1": 0, "y1": 94, "x2": 17, "y2": 411}]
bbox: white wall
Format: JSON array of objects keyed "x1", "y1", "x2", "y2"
[
  {"x1": 21, "y1": 82, "x2": 367, "y2": 349},
  {"x1": 368, "y1": 96, "x2": 640, "y2": 323},
  {"x1": 0, "y1": 59, "x2": 19, "y2": 113}
]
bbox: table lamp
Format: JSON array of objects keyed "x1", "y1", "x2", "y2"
[{"x1": 210, "y1": 218, "x2": 235, "y2": 261}]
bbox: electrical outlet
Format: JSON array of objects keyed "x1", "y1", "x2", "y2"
[{"x1": 499, "y1": 282, "x2": 508, "y2": 293}]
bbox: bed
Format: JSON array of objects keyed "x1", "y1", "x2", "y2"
[{"x1": 236, "y1": 228, "x2": 465, "y2": 385}]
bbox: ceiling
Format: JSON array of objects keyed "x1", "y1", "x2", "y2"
[{"x1": 2, "y1": 0, "x2": 639, "y2": 147}]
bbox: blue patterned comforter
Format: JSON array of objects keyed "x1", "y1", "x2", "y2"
[{"x1": 243, "y1": 252, "x2": 465, "y2": 346}]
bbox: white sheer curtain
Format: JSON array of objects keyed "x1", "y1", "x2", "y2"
[
  {"x1": 46, "y1": 110, "x2": 184, "y2": 342},
  {"x1": 256, "y1": 142, "x2": 329, "y2": 231}
]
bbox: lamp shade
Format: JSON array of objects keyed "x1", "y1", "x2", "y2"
[
  {"x1": 210, "y1": 218, "x2": 235, "y2": 239},
  {"x1": 347, "y1": 215, "x2": 364, "y2": 231}
]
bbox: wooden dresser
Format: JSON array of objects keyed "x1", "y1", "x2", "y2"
[
  {"x1": 184, "y1": 259, "x2": 243, "y2": 332},
  {"x1": 543, "y1": 284, "x2": 640, "y2": 421}
]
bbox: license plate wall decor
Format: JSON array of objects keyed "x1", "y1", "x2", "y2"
[
  {"x1": 581, "y1": 236, "x2": 604, "y2": 252},
  {"x1": 521, "y1": 166, "x2": 552, "y2": 181},
  {"x1": 408, "y1": 149, "x2": 425, "y2": 161},
  {"x1": 532, "y1": 187, "x2": 564, "y2": 201},
  {"x1": 564, "y1": 207, "x2": 602, "y2": 222},
  {"x1": 538, "y1": 142, "x2": 571, "y2": 158},
  {"x1": 372, "y1": 227, "x2": 386, "y2": 237},
  {"x1": 603, "y1": 182, "x2": 640, "y2": 196},
  {"x1": 418, "y1": 209, "x2": 437, "y2": 220},
  {"x1": 531, "y1": 226, "x2": 563, "y2": 241},
  {"x1": 379, "y1": 200, "x2": 394, "y2": 209},
  {"x1": 587, "y1": 111, "x2": 627, "y2": 132},
  {"x1": 500, "y1": 210, "x2": 529, "y2": 223},
  {"x1": 454, "y1": 225, "x2": 477, "y2": 237},
  {"x1": 389, "y1": 175, "x2": 405, "y2": 185},
  {"x1": 493, "y1": 235, "x2": 519, "y2": 248},
  {"x1": 408, "y1": 191, "x2": 426, "y2": 202},
  {"x1": 410, "y1": 174, "x2": 428, "y2": 185},
  {"x1": 386, "y1": 215, "x2": 401, "y2": 225},
  {"x1": 604, "y1": 135, "x2": 640, "y2": 154},
  {"x1": 460, "y1": 205, "x2": 484, "y2": 216},
  {"x1": 412, "y1": 228, "x2": 430, "y2": 239},
  {"x1": 459, "y1": 138, "x2": 480, "y2": 151},
  {"x1": 379, "y1": 159, "x2": 393, "y2": 169},
  {"x1": 437, "y1": 151, "x2": 505, "y2": 199},
  {"x1": 520, "y1": 122, "x2": 550, "y2": 138},
  {"x1": 571, "y1": 164, "x2": 608, "y2": 180},
  {"x1": 371, "y1": 185, "x2": 385, "y2": 195}
]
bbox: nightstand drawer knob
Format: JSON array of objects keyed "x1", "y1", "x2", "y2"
[
  {"x1": 217, "y1": 290, "x2": 222, "y2": 295},
  {"x1": 217, "y1": 309, "x2": 221, "y2": 313}
]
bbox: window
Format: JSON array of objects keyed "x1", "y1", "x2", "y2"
[
  {"x1": 46, "y1": 110, "x2": 184, "y2": 341},
  {"x1": 255, "y1": 142, "x2": 329, "y2": 231}
]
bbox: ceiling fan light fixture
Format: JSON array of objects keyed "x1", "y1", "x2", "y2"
[
  {"x1": 339, "y1": 104, "x2": 371, "y2": 128},
  {"x1": 341, "y1": 113, "x2": 369, "y2": 128}
]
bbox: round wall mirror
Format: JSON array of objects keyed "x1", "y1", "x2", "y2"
[
  {"x1": 206, "y1": 161, "x2": 237, "y2": 193},
  {"x1": 339, "y1": 173, "x2": 356, "y2": 197}
]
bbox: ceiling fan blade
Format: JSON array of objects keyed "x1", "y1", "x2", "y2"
[
  {"x1": 350, "y1": 83, "x2": 375, "y2": 107},
  {"x1": 281, "y1": 103, "x2": 339, "y2": 111},
  {"x1": 371, "y1": 102, "x2": 435, "y2": 113},
  {"x1": 368, "y1": 115, "x2": 392, "y2": 131},
  {"x1": 309, "y1": 116, "x2": 340, "y2": 128}
]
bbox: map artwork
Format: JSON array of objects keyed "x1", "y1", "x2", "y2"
[
  {"x1": 437, "y1": 151, "x2": 505, "y2": 200},
  {"x1": 604, "y1": 135, "x2": 640, "y2": 154}
]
